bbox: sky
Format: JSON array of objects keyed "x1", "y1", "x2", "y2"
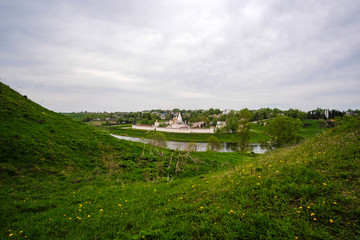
[{"x1": 1, "y1": 0, "x2": 360, "y2": 112}]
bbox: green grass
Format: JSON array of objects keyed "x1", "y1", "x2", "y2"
[{"x1": 1, "y1": 82, "x2": 359, "y2": 239}]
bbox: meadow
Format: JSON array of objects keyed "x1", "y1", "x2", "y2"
[{"x1": 1, "y1": 82, "x2": 359, "y2": 239}]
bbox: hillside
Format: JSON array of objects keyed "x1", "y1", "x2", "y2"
[
  {"x1": 0, "y1": 82, "x2": 238, "y2": 181},
  {"x1": 1, "y1": 82, "x2": 359, "y2": 239}
]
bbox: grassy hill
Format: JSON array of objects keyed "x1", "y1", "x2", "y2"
[
  {"x1": 1, "y1": 82, "x2": 235, "y2": 182},
  {"x1": 1, "y1": 82, "x2": 359, "y2": 239}
]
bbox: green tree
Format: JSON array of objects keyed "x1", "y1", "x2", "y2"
[
  {"x1": 207, "y1": 136, "x2": 222, "y2": 151},
  {"x1": 264, "y1": 115, "x2": 302, "y2": 147},
  {"x1": 226, "y1": 115, "x2": 239, "y2": 132},
  {"x1": 235, "y1": 108, "x2": 252, "y2": 151},
  {"x1": 148, "y1": 132, "x2": 167, "y2": 148}
]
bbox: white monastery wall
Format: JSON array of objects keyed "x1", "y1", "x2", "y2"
[{"x1": 132, "y1": 125, "x2": 214, "y2": 133}]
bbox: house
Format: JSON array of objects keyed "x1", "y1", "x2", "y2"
[{"x1": 192, "y1": 121, "x2": 205, "y2": 128}]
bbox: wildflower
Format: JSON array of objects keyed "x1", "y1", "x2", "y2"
[
  {"x1": 88, "y1": 215, "x2": 91, "y2": 218},
  {"x1": 323, "y1": 183, "x2": 327, "y2": 186},
  {"x1": 118, "y1": 204, "x2": 122, "y2": 206},
  {"x1": 296, "y1": 211, "x2": 301, "y2": 213},
  {"x1": 274, "y1": 196, "x2": 278, "y2": 199},
  {"x1": 322, "y1": 201, "x2": 326, "y2": 204},
  {"x1": 125, "y1": 200, "x2": 128, "y2": 202},
  {"x1": 19, "y1": 231, "x2": 23, "y2": 234},
  {"x1": 333, "y1": 202, "x2": 337, "y2": 205},
  {"x1": 258, "y1": 175, "x2": 261, "y2": 178},
  {"x1": 329, "y1": 219, "x2": 333, "y2": 223},
  {"x1": 230, "y1": 180, "x2": 234, "y2": 183},
  {"x1": 9, "y1": 233, "x2": 13, "y2": 237},
  {"x1": 179, "y1": 197, "x2": 183, "y2": 200},
  {"x1": 313, "y1": 218, "x2": 317, "y2": 221},
  {"x1": 154, "y1": 189, "x2": 156, "y2": 192},
  {"x1": 142, "y1": 236, "x2": 145, "y2": 239},
  {"x1": 242, "y1": 213, "x2": 245, "y2": 216},
  {"x1": 257, "y1": 183, "x2": 261, "y2": 186},
  {"x1": 276, "y1": 171, "x2": 279, "y2": 173},
  {"x1": 299, "y1": 206, "x2": 303, "y2": 209},
  {"x1": 100, "y1": 209, "x2": 103, "y2": 212},
  {"x1": 168, "y1": 199, "x2": 171, "y2": 202},
  {"x1": 200, "y1": 206, "x2": 203, "y2": 209},
  {"x1": 69, "y1": 217, "x2": 72, "y2": 220},
  {"x1": 79, "y1": 209, "x2": 81, "y2": 212},
  {"x1": 192, "y1": 185, "x2": 194, "y2": 188},
  {"x1": 307, "y1": 206, "x2": 311, "y2": 209},
  {"x1": 311, "y1": 213, "x2": 315, "y2": 216}
]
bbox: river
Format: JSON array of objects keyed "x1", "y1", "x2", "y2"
[{"x1": 111, "y1": 134, "x2": 266, "y2": 154}]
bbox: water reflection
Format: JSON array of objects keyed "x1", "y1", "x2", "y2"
[{"x1": 111, "y1": 134, "x2": 266, "y2": 154}]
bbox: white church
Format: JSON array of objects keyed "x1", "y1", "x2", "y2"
[{"x1": 133, "y1": 112, "x2": 214, "y2": 133}]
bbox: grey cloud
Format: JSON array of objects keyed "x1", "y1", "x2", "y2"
[{"x1": 1, "y1": 0, "x2": 360, "y2": 112}]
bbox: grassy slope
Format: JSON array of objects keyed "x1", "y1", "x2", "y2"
[
  {"x1": 1, "y1": 82, "x2": 359, "y2": 239},
  {"x1": 0, "y1": 82, "x2": 242, "y2": 181}
]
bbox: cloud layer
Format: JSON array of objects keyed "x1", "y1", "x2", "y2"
[{"x1": 1, "y1": 0, "x2": 360, "y2": 112}]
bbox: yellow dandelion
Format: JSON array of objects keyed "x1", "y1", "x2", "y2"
[
  {"x1": 192, "y1": 185, "x2": 194, "y2": 188},
  {"x1": 88, "y1": 215, "x2": 91, "y2": 218},
  {"x1": 154, "y1": 189, "x2": 156, "y2": 192},
  {"x1": 274, "y1": 196, "x2": 278, "y2": 198},
  {"x1": 200, "y1": 206, "x2": 203, "y2": 209},
  {"x1": 19, "y1": 231, "x2": 23, "y2": 234},
  {"x1": 323, "y1": 183, "x2": 327, "y2": 186},
  {"x1": 125, "y1": 200, "x2": 128, "y2": 202},
  {"x1": 69, "y1": 217, "x2": 72, "y2": 220},
  {"x1": 329, "y1": 219, "x2": 333, "y2": 223},
  {"x1": 79, "y1": 209, "x2": 81, "y2": 212},
  {"x1": 242, "y1": 213, "x2": 245, "y2": 216},
  {"x1": 311, "y1": 213, "x2": 315, "y2": 216},
  {"x1": 333, "y1": 202, "x2": 337, "y2": 205},
  {"x1": 296, "y1": 211, "x2": 301, "y2": 213},
  {"x1": 258, "y1": 175, "x2": 261, "y2": 178},
  {"x1": 307, "y1": 206, "x2": 311, "y2": 209},
  {"x1": 142, "y1": 236, "x2": 145, "y2": 239},
  {"x1": 168, "y1": 199, "x2": 171, "y2": 202},
  {"x1": 100, "y1": 209, "x2": 103, "y2": 212},
  {"x1": 9, "y1": 233, "x2": 13, "y2": 237},
  {"x1": 257, "y1": 183, "x2": 261, "y2": 186},
  {"x1": 313, "y1": 218, "x2": 317, "y2": 221},
  {"x1": 299, "y1": 206, "x2": 303, "y2": 209},
  {"x1": 230, "y1": 180, "x2": 234, "y2": 183},
  {"x1": 276, "y1": 171, "x2": 279, "y2": 173},
  {"x1": 322, "y1": 201, "x2": 326, "y2": 204},
  {"x1": 118, "y1": 204, "x2": 122, "y2": 206}
]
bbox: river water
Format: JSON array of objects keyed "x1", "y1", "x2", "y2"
[{"x1": 111, "y1": 134, "x2": 266, "y2": 154}]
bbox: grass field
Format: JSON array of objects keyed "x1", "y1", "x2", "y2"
[{"x1": 1, "y1": 82, "x2": 359, "y2": 239}]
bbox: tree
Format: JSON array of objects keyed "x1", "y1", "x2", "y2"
[
  {"x1": 207, "y1": 136, "x2": 222, "y2": 151},
  {"x1": 235, "y1": 108, "x2": 252, "y2": 151},
  {"x1": 264, "y1": 115, "x2": 302, "y2": 147},
  {"x1": 148, "y1": 132, "x2": 167, "y2": 148},
  {"x1": 186, "y1": 142, "x2": 197, "y2": 152},
  {"x1": 226, "y1": 115, "x2": 239, "y2": 132}
]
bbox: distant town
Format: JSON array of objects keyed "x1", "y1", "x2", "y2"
[{"x1": 64, "y1": 108, "x2": 358, "y2": 132}]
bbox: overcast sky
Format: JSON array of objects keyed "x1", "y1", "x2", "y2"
[{"x1": 1, "y1": 0, "x2": 359, "y2": 112}]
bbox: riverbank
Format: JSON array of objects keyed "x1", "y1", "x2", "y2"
[{"x1": 98, "y1": 120, "x2": 324, "y2": 143}]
